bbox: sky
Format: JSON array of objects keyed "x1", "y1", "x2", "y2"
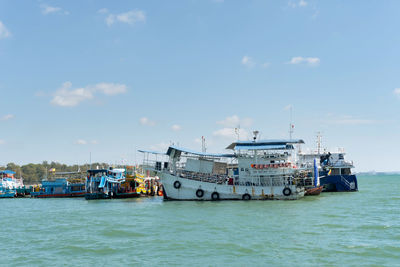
[{"x1": 1, "y1": 0, "x2": 400, "y2": 172}]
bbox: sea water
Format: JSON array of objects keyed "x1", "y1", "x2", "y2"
[{"x1": 1, "y1": 175, "x2": 399, "y2": 266}]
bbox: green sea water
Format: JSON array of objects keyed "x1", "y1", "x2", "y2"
[{"x1": 1, "y1": 175, "x2": 399, "y2": 266}]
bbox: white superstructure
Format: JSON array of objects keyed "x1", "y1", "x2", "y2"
[{"x1": 140, "y1": 139, "x2": 310, "y2": 201}]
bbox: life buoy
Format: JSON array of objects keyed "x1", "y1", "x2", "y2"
[
  {"x1": 211, "y1": 192, "x2": 220, "y2": 200},
  {"x1": 251, "y1": 164, "x2": 255, "y2": 168},
  {"x1": 173, "y1": 181, "x2": 181, "y2": 189},
  {"x1": 196, "y1": 189, "x2": 204, "y2": 198},
  {"x1": 242, "y1": 193, "x2": 251, "y2": 200},
  {"x1": 283, "y1": 187, "x2": 291, "y2": 196}
]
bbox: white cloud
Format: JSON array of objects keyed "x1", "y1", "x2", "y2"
[
  {"x1": 299, "y1": 0, "x2": 308, "y2": 7},
  {"x1": 217, "y1": 115, "x2": 253, "y2": 128},
  {"x1": 0, "y1": 114, "x2": 14, "y2": 121},
  {"x1": 140, "y1": 117, "x2": 156, "y2": 126},
  {"x1": 288, "y1": 0, "x2": 307, "y2": 8},
  {"x1": 0, "y1": 21, "x2": 11, "y2": 39},
  {"x1": 0, "y1": 139, "x2": 5, "y2": 145},
  {"x1": 330, "y1": 115, "x2": 375, "y2": 125},
  {"x1": 105, "y1": 9, "x2": 146, "y2": 27},
  {"x1": 51, "y1": 82, "x2": 93, "y2": 107},
  {"x1": 171, "y1": 124, "x2": 181, "y2": 131},
  {"x1": 98, "y1": 8, "x2": 109, "y2": 14},
  {"x1": 241, "y1": 56, "x2": 255, "y2": 68},
  {"x1": 262, "y1": 62, "x2": 270, "y2": 68},
  {"x1": 75, "y1": 139, "x2": 98, "y2": 145},
  {"x1": 283, "y1": 104, "x2": 293, "y2": 111},
  {"x1": 94, "y1": 83, "x2": 127, "y2": 95},
  {"x1": 393, "y1": 88, "x2": 400, "y2": 96},
  {"x1": 288, "y1": 56, "x2": 320, "y2": 66},
  {"x1": 150, "y1": 142, "x2": 170, "y2": 152},
  {"x1": 75, "y1": 139, "x2": 87, "y2": 145},
  {"x1": 40, "y1": 4, "x2": 66, "y2": 15},
  {"x1": 51, "y1": 82, "x2": 127, "y2": 107},
  {"x1": 213, "y1": 127, "x2": 250, "y2": 141}
]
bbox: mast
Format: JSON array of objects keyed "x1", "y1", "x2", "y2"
[
  {"x1": 234, "y1": 125, "x2": 240, "y2": 141},
  {"x1": 316, "y1": 132, "x2": 322, "y2": 154},
  {"x1": 201, "y1": 136, "x2": 206, "y2": 153}
]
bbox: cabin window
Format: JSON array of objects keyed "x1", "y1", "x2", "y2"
[
  {"x1": 241, "y1": 168, "x2": 244, "y2": 171},
  {"x1": 341, "y1": 168, "x2": 351, "y2": 175}
]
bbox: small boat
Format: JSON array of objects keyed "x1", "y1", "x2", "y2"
[
  {"x1": 85, "y1": 168, "x2": 140, "y2": 200},
  {"x1": 305, "y1": 186, "x2": 323, "y2": 195},
  {"x1": 30, "y1": 179, "x2": 85, "y2": 198},
  {"x1": 140, "y1": 136, "x2": 312, "y2": 201}
]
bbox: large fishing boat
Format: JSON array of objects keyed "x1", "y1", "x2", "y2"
[
  {"x1": 85, "y1": 168, "x2": 139, "y2": 200},
  {"x1": 30, "y1": 171, "x2": 86, "y2": 198},
  {"x1": 140, "y1": 138, "x2": 311, "y2": 201},
  {"x1": 0, "y1": 170, "x2": 24, "y2": 198}
]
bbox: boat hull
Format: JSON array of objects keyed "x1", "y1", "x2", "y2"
[
  {"x1": 113, "y1": 192, "x2": 140, "y2": 199},
  {"x1": 160, "y1": 172, "x2": 304, "y2": 201},
  {"x1": 31, "y1": 192, "x2": 85, "y2": 198},
  {"x1": 0, "y1": 192, "x2": 16, "y2": 198},
  {"x1": 320, "y1": 175, "x2": 358, "y2": 192},
  {"x1": 85, "y1": 192, "x2": 110, "y2": 200},
  {"x1": 305, "y1": 186, "x2": 323, "y2": 196}
]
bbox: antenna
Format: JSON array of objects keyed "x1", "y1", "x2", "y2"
[
  {"x1": 253, "y1": 130, "x2": 259, "y2": 142},
  {"x1": 234, "y1": 125, "x2": 240, "y2": 141},
  {"x1": 289, "y1": 105, "x2": 294, "y2": 139}
]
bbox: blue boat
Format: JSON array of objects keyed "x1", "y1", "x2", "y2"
[
  {"x1": 298, "y1": 151, "x2": 358, "y2": 192},
  {"x1": 30, "y1": 178, "x2": 85, "y2": 198},
  {"x1": 85, "y1": 168, "x2": 139, "y2": 200},
  {"x1": 318, "y1": 152, "x2": 358, "y2": 192}
]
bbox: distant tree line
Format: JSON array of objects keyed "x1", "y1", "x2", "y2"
[{"x1": 0, "y1": 161, "x2": 111, "y2": 184}]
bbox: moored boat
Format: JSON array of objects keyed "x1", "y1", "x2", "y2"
[
  {"x1": 30, "y1": 179, "x2": 85, "y2": 198},
  {"x1": 140, "y1": 138, "x2": 311, "y2": 201},
  {"x1": 0, "y1": 170, "x2": 23, "y2": 198},
  {"x1": 298, "y1": 135, "x2": 358, "y2": 192},
  {"x1": 85, "y1": 168, "x2": 140, "y2": 200}
]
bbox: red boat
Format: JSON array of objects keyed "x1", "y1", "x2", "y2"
[{"x1": 305, "y1": 186, "x2": 323, "y2": 196}]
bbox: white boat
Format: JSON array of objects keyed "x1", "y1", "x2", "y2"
[{"x1": 140, "y1": 139, "x2": 309, "y2": 201}]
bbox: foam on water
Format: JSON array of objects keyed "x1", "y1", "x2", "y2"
[{"x1": 1, "y1": 175, "x2": 399, "y2": 266}]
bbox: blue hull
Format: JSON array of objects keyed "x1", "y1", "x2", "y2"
[
  {"x1": 319, "y1": 175, "x2": 358, "y2": 192},
  {"x1": 0, "y1": 192, "x2": 16, "y2": 198}
]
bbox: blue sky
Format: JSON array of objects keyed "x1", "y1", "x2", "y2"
[{"x1": 1, "y1": 0, "x2": 400, "y2": 171}]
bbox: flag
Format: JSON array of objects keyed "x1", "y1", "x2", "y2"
[{"x1": 328, "y1": 169, "x2": 332, "y2": 176}]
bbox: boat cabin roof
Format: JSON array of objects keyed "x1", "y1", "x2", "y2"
[
  {"x1": 0, "y1": 170, "x2": 16, "y2": 174},
  {"x1": 109, "y1": 168, "x2": 125, "y2": 174},
  {"x1": 226, "y1": 139, "x2": 304, "y2": 150},
  {"x1": 166, "y1": 146, "x2": 235, "y2": 158},
  {"x1": 87, "y1": 169, "x2": 108, "y2": 175}
]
